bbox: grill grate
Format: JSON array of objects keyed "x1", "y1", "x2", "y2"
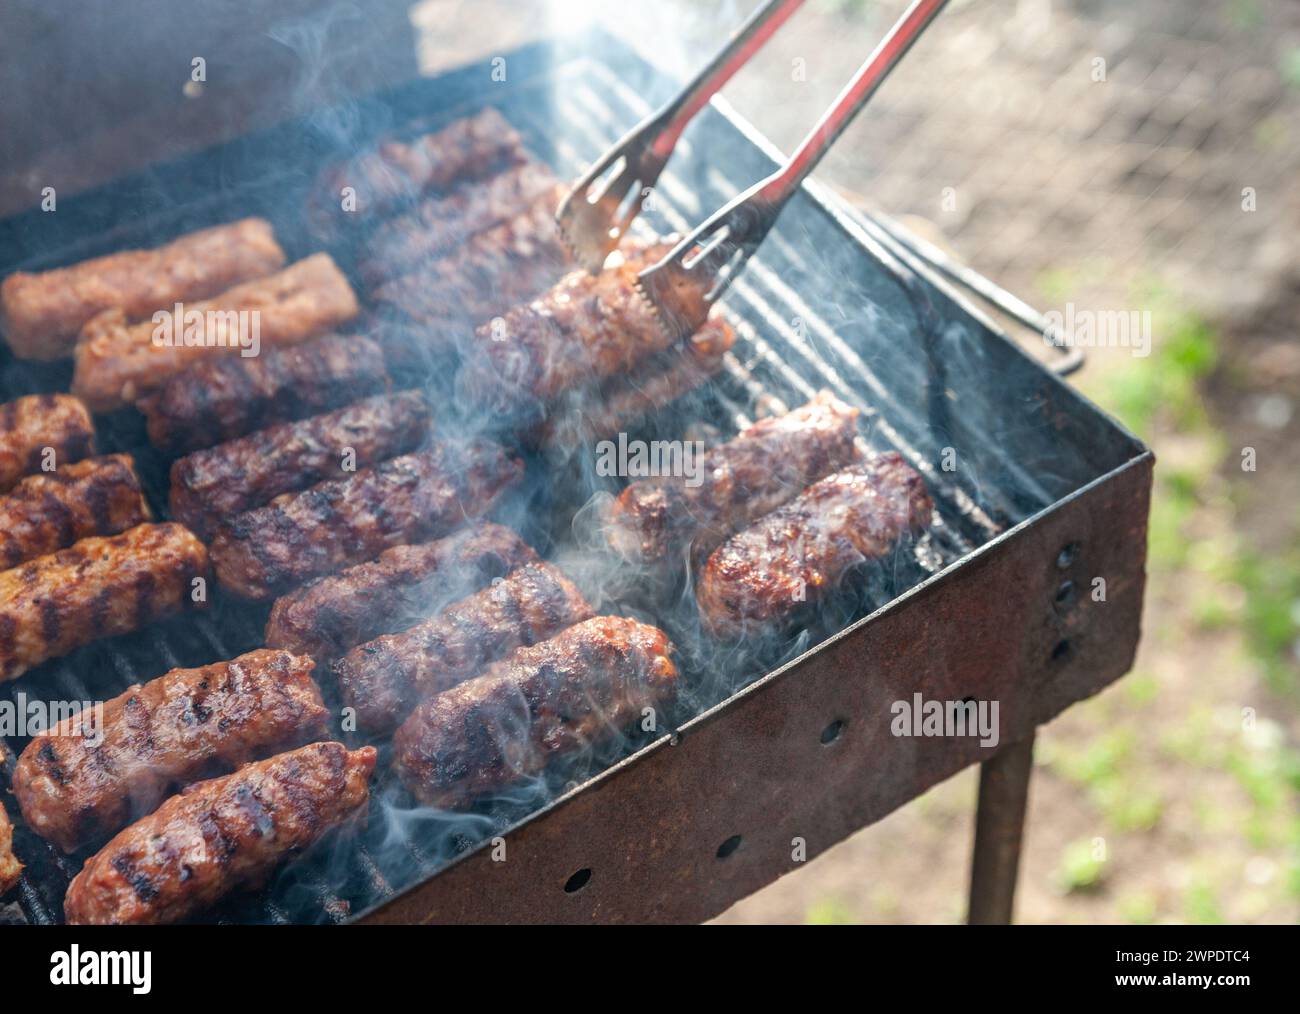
[{"x1": 0, "y1": 38, "x2": 1040, "y2": 925}]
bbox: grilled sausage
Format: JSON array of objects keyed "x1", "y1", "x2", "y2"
[
  {"x1": 359, "y1": 161, "x2": 561, "y2": 287},
  {"x1": 393, "y1": 616, "x2": 677, "y2": 809},
  {"x1": 136, "y1": 333, "x2": 388, "y2": 454},
  {"x1": 265, "y1": 522, "x2": 538, "y2": 660},
  {"x1": 336, "y1": 561, "x2": 594, "y2": 735},
  {"x1": 374, "y1": 191, "x2": 572, "y2": 374},
  {"x1": 607, "y1": 391, "x2": 862, "y2": 567},
  {"x1": 64, "y1": 742, "x2": 375, "y2": 925},
  {"x1": 0, "y1": 393, "x2": 95, "y2": 492},
  {"x1": 13, "y1": 649, "x2": 329, "y2": 853},
  {"x1": 311, "y1": 107, "x2": 528, "y2": 229},
  {"x1": 0, "y1": 522, "x2": 209, "y2": 682},
  {"x1": 0, "y1": 797, "x2": 20, "y2": 896},
  {"x1": 531, "y1": 318, "x2": 735, "y2": 449},
  {"x1": 169, "y1": 391, "x2": 430, "y2": 540},
  {"x1": 0, "y1": 454, "x2": 150, "y2": 569},
  {"x1": 0, "y1": 218, "x2": 285, "y2": 361},
  {"x1": 210, "y1": 441, "x2": 524, "y2": 600},
  {"x1": 696, "y1": 454, "x2": 934, "y2": 639},
  {"x1": 72, "y1": 254, "x2": 359, "y2": 412},
  {"x1": 456, "y1": 239, "x2": 695, "y2": 412}
]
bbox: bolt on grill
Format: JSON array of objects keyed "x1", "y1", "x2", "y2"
[{"x1": 0, "y1": 29, "x2": 1150, "y2": 925}]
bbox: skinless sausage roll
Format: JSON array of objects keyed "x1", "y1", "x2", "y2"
[
  {"x1": 72, "y1": 253, "x2": 359, "y2": 412},
  {"x1": 0, "y1": 454, "x2": 150, "y2": 569},
  {"x1": 0, "y1": 522, "x2": 209, "y2": 682},
  {"x1": 0, "y1": 393, "x2": 96, "y2": 492},
  {"x1": 64, "y1": 742, "x2": 376, "y2": 925},
  {"x1": 0, "y1": 217, "x2": 285, "y2": 361},
  {"x1": 13, "y1": 649, "x2": 328, "y2": 853}
]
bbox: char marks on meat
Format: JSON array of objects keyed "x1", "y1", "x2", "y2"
[
  {"x1": 72, "y1": 254, "x2": 359, "y2": 412},
  {"x1": 210, "y1": 441, "x2": 524, "y2": 599},
  {"x1": 696, "y1": 454, "x2": 934, "y2": 639},
  {"x1": 607, "y1": 391, "x2": 862, "y2": 566},
  {"x1": 0, "y1": 454, "x2": 149, "y2": 569},
  {"x1": 13, "y1": 649, "x2": 328, "y2": 853},
  {"x1": 265, "y1": 522, "x2": 539, "y2": 660},
  {"x1": 335, "y1": 560, "x2": 595, "y2": 734},
  {"x1": 138, "y1": 332, "x2": 389, "y2": 454},
  {"x1": 0, "y1": 522, "x2": 209, "y2": 682},
  {"x1": 359, "y1": 161, "x2": 561, "y2": 287},
  {"x1": 169, "y1": 391, "x2": 430, "y2": 539},
  {"x1": 393, "y1": 616, "x2": 677, "y2": 809},
  {"x1": 0, "y1": 394, "x2": 95, "y2": 492},
  {"x1": 63, "y1": 742, "x2": 375, "y2": 925}
]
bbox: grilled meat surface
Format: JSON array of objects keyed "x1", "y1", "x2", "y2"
[
  {"x1": 531, "y1": 318, "x2": 735, "y2": 449},
  {"x1": 0, "y1": 218, "x2": 285, "y2": 361},
  {"x1": 311, "y1": 107, "x2": 528, "y2": 229},
  {"x1": 359, "y1": 161, "x2": 561, "y2": 287},
  {"x1": 170, "y1": 391, "x2": 430, "y2": 540},
  {"x1": 0, "y1": 454, "x2": 150, "y2": 569},
  {"x1": 608, "y1": 391, "x2": 862, "y2": 567},
  {"x1": 336, "y1": 560, "x2": 595, "y2": 735},
  {"x1": 373, "y1": 190, "x2": 572, "y2": 374},
  {"x1": 0, "y1": 522, "x2": 209, "y2": 682},
  {"x1": 393, "y1": 616, "x2": 677, "y2": 809},
  {"x1": 0, "y1": 796, "x2": 20, "y2": 896},
  {"x1": 696, "y1": 454, "x2": 934, "y2": 639},
  {"x1": 137, "y1": 332, "x2": 388, "y2": 455},
  {"x1": 63, "y1": 742, "x2": 375, "y2": 925},
  {"x1": 72, "y1": 254, "x2": 359, "y2": 412},
  {"x1": 456, "y1": 239, "x2": 697, "y2": 410},
  {"x1": 0, "y1": 394, "x2": 95, "y2": 492},
  {"x1": 210, "y1": 441, "x2": 524, "y2": 600},
  {"x1": 13, "y1": 649, "x2": 328, "y2": 853},
  {"x1": 265, "y1": 522, "x2": 538, "y2": 660}
]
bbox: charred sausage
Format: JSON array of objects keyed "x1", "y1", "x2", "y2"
[
  {"x1": 393, "y1": 616, "x2": 677, "y2": 809},
  {"x1": 264, "y1": 522, "x2": 539, "y2": 660},
  {"x1": 0, "y1": 522, "x2": 209, "y2": 682},
  {"x1": 335, "y1": 560, "x2": 594, "y2": 734},
  {"x1": 64, "y1": 742, "x2": 375, "y2": 925},
  {"x1": 13, "y1": 649, "x2": 328, "y2": 853},
  {"x1": 169, "y1": 391, "x2": 430, "y2": 539},
  {"x1": 696, "y1": 454, "x2": 934, "y2": 639},
  {"x1": 0, "y1": 454, "x2": 150, "y2": 569}
]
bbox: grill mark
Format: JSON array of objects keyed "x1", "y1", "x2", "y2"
[
  {"x1": 132, "y1": 567, "x2": 158, "y2": 629},
  {"x1": 111, "y1": 853, "x2": 160, "y2": 904}
]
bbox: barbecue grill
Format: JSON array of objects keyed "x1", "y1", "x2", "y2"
[{"x1": 0, "y1": 28, "x2": 1151, "y2": 925}]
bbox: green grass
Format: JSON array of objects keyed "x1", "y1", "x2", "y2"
[
  {"x1": 1232, "y1": 545, "x2": 1300, "y2": 696},
  {"x1": 805, "y1": 897, "x2": 856, "y2": 925},
  {"x1": 1056, "y1": 839, "x2": 1107, "y2": 893}
]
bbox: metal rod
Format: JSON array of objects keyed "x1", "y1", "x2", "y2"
[
  {"x1": 967, "y1": 733, "x2": 1035, "y2": 925},
  {"x1": 650, "y1": 0, "x2": 807, "y2": 158},
  {"x1": 759, "y1": 0, "x2": 949, "y2": 207}
]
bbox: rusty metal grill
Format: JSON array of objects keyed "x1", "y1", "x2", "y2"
[{"x1": 0, "y1": 29, "x2": 1150, "y2": 925}]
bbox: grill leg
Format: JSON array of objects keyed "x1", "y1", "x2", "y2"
[{"x1": 966, "y1": 733, "x2": 1035, "y2": 925}]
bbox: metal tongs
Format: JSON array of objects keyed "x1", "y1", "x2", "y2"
[{"x1": 556, "y1": 0, "x2": 950, "y2": 340}]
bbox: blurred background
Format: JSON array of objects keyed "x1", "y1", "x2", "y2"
[{"x1": 1, "y1": 0, "x2": 1296, "y2": 924}]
